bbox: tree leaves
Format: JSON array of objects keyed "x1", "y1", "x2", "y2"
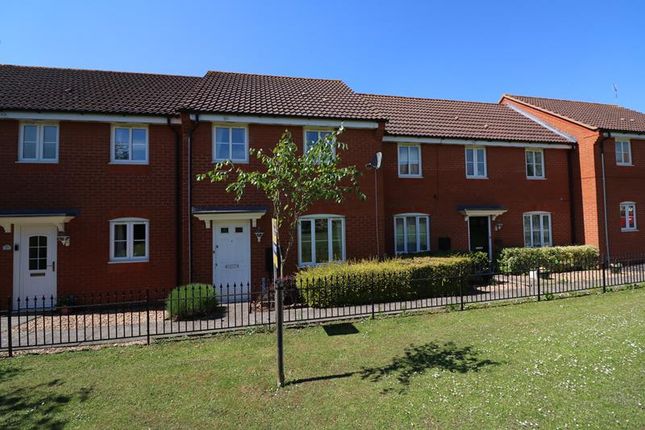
[{"x1": 196, "y1": 126, "x2": 365, "y2": 267}]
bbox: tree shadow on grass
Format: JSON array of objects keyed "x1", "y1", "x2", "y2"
[
  {"x1": 0, "y1": 378, "x2": 93, "y2": 430},
  {"x1": 360, "y1": 341, "x2": 499, "y2": 393},
  {"x1": 288, "y1": 341, "x2": 499, "y2": 393}
]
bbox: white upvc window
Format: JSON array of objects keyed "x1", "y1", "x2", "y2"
[
  {"x1": 615, "y1": 140, "x2": 632, "y2": 166},
  {"x1": 525, "y1": 148, "x2": 545, "y2": 179},
  {"x1": 620, "y1": 201, "x2": 637, "y2": 231},
  {"x1": 111, "y1": 125, "x2": 148, "y2": 164},
  {"x1": 213, "y1": 125, "x2": 248, "y2": 162},
  {"x1": 398, "y1": 144, "x2": 422, "y2": 177},
  {"x1": 109, "y1": 218, "x2": 149, "y2": 262},
  {"x1": 394, "y1": 213, "x2": 430, "y2": 254},
  {"x1": 19, "y1": 122, "x2": 59, "y2": 162},
  {"x1": 298, "y1": 215, "x2": 345, "y2": 266},
  {"x1": 523, "y1": 212, "x2": 552, "y2": 247},
  {"x1": 465, "y1": 146, "x2": 487, "y2": 178},
  {"x1": 304, "y1": 129, "x2": 334, "y2": 155}
]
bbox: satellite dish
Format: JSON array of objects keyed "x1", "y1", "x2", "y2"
[{"x1": 368, "y1": 152, "x2": 382, "y2": 169}]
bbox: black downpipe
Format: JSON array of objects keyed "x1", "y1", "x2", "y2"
[
  {"x1": 567, "y1": 144, "x2": 577, "y2": 244},
  {"x1": 167, "y1": 117, "x2": 182, "y2": 288},
  {"x1": 187, "y1": 115, "x2": 200, "y2": 283}
]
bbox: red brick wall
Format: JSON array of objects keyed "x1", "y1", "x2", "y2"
[
  {"x1": 382, "y1": 142, "x2": 573, "y2": 255},
  {"x1": 502, "y1": 98, "x2": 644, "y2": 257},
  {"x1": 186, "y1": 122, "x2": 385, "y2": 289},
  {"x1": 601, "y1": 137, "x2": 645, "y2": 256},
  {"x1": 0, "y1": 119, "x2": 179, "y2": 300}
]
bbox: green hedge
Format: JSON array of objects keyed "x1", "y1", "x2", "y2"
[
  {"x1": 497, "y1": 245, "x2": 599, "y2": 274},
  {"x1": 166, "y1": 284, "x2": 219, "y2": 320},
  {"x1": 295, "y1": 255, "x2": 477, "y2": 308}
]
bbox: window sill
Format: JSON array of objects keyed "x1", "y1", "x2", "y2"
[
  {"x1": 213, "y1": 159, "x2": 249, "y2": 164},
  {"x1": 108, "y1": 259, "x2": 149, "y2": 264},
  {"x1": 109, "y1": 161, "x2": 149, "y2": 166},
  {"x1": 616, "y1": 163, "x2": 634, "y2": 167},
  {"x1": 527, "y1": 176, "x2": 546, "y2": 180},
  {"x1": 621, "y1": 228, "x2": 638, "y2": 233},
  {"x1": 466, "y1": 176, "x2": 488, "y2": 180},
  {"x1": 15, "y1": 160, "x2": 58, "y2": 164},
  {"x1": 398, "y1": 174, "x2": 423, "y2": 179}
]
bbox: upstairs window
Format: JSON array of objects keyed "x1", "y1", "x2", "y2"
[
  {"x1": 394, "y1": 214, "x2": 430, "y2": 254},
  {"x1": 525, "y1": 149, "x2": 545, "y2": 179},
  {"x1": 110, "y1": 218, "x2": 149, "y2": 262},
  {"x1": 298, "y1": 216, "x2": 345, "y2": 266},
  {"x1": 112, "y1": 126, "x2": 148, "y2": 163},
  {"x1": 465, "y1": 147, "x2": 487, "y2": 178},
  {"x1": 304, "y1": 130, "x2": 334, "y2": 155},
  {"x1": 620, "y1": 202, "x2": 637, "y2": 231},
  {"x1": 214, "y1": 126, "x2": 248, "y2": 162},
  {"x1": 19, "y1": 123, "x2": 59, "y2": 162},
  {"x1": 615, "y1": 140, "x2": 632, "y2": 166},
  {"x1": 523, "y1": 212, "x2": 552, "y2": 247},
  {"x1": 398, "y1": 144, "x2": 421, "y2": 177}
]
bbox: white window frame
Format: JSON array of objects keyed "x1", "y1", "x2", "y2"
[
  {"x1": 523, "y1": 212, "x2": 552, "y2": 248},
  {"x1": 525, "y1": 148, "x2": 545, "y2": 179},
  {"x1": 620, "y1": 201, "x2": 637, "y2": 232},
  {"x1": 394, "y1": 213, "x2": 431, "y2": 254},
  {"x1": 297, "y1": 215, "x2": 345, "y2": 266},
  {"x1": 18, "y1": 122, "x2": 59, "y2": 163},
  {"x1": 465, "y1": 146, "x2": 487, "y2": 179},
  {"x1": 615, "y1": 140, "x2": 632, "y2": 166},
  {"x1": 110, "y1": 124, "x2": 149, "y2": 164},
  {"x1": 397, "y1": 143, "x2": 422, "y2": 178},
  {"x1": 212, "y1": 124, "x2": 249, "y2": 163},
  {"x1": 109, "y1": 218, "x2": 149, "y2": 263},
  {"x1": 303, "y1": 129, "x2": 336, "y2": 155}
]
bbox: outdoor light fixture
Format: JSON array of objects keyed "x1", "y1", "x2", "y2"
[
  {"x1": 254, "y1": 229, "x2": 265, "y2": 243},
  {"x1": 57, "y1": 232, "x2": 71, "y2": 247},
  {"x1": 495, "y1": 222, "x2": 504, "y2": 232}
]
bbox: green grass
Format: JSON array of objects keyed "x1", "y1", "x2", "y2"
[{"x1": 1, "y1": 289, "x2": 644, "y2": 429}]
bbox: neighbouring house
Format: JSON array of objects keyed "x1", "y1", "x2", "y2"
[
  {"x1": 500, "y1": 95, "x2": 645, "y2": 257},
  {"x1": 0, "y1": 64, "x2": 642, "y2": 307}
]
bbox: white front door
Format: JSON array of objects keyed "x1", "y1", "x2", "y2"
[
  {"x1": 213, "y1": 221, "x2": 251, "y2": 303},
  {"x1": 14, "y1": 225, "x2": 58, "y2": 308}
]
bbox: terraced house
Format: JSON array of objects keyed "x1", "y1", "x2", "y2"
[{"x1": 0, "y1": 64, "x2": 643, "y2": 306}]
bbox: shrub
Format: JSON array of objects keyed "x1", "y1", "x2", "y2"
[
  {"x1": 166, "y1": 284, "x2": 219, "y2": 320},
  {"x1": 497, "y1": 246, "x2": 599, "y2": 274},
  {"x1": 295, "y1": 255, "x2": 474, "y2": 308}
]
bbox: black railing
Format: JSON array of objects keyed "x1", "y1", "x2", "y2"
[{"x1": 1, "y1": 253, "x2": 644, "y2": 355}]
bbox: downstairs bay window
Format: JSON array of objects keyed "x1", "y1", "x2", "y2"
[
  {"x1": 523, "y1": 212, "x2": 552, "y2": 247},
  {"x1": 298, "y1": 215, "x2": 345, "y2": 266},
  {"x1": 394, "y1": 214, "x2": 430, "y2": 254}
]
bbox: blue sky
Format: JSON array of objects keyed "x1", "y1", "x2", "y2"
[{"x1": 2, "y1": 0, "x2": 644, "y2": 111}]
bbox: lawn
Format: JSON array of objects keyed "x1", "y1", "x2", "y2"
[{"x1": 1, "y1": 288, "x2": 644, "y2": 429}]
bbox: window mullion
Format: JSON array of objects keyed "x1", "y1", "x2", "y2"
[
  {"x1": 328, "y1": 219, "x2": 333, "y2": 261},
  {"x1": 310, "y1": 220, "x2": 316, "y2": 264},
  {"x1": 415, "y1": 217, "x2": 420, "y2": 252},
  {"x1": 127, "y1": 223, "x2": 133, "y2": 259}
]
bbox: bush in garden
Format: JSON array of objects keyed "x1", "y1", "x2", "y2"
[
  {"x1": 295, "y1": 255, "x2": 475, "y2": 308},
  {"x1": 165, "y1": 284, "x2": 219, "y2": 320},
  {"x1": 497, "y1": 245, "x2": 599, "y2": 274}
]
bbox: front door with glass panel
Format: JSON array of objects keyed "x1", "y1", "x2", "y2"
[
  {"x1": 469, "y1": 216, "x2": 491, "y2": 257},
  {"x1": 15, "y1": 225, "x2": 58, "y2": 308},
  {"x1": 213, "y1": 221, "x2": 251, "y2": 303}
]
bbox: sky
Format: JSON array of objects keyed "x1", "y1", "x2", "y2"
[{"x1": 2, "y1": 0, "x2": 644, "y2": 111}]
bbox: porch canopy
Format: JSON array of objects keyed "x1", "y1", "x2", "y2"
[
  {"x1": 457, "y1": 205, "x2": 507, "y2": 221},
  {"x1": 0, "y1": 209, "x2": 78, "y2": 233},
  {"x1": 192, "y1": 206, "x2": 267, "y2": 228}
]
